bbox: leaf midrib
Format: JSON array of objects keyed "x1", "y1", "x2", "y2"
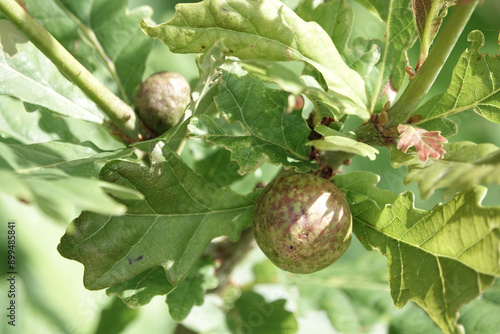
[{"x1": 122, "y1": 205, "x2": 255, "y2": 217}]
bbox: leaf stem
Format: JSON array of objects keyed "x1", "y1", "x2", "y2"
[
  {"x1": 205, "y1": 227, "x2": 255, "y2": 293},
  {"x1": 0, "y1": 0, "x2": 146, "y2": 141},
  {"x1": 52, "y1": 0, "x2": 130, "y2": 104},
  {"x1": 385, "y1": 0, "x2": 479, "y2": 128}
]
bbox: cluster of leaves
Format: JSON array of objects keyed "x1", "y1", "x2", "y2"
[{"x1": 0, "y1": 0, "x2": 499, "y2": 333}]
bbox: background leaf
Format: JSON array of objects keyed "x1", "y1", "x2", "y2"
[
  {"x1": 293, "y1": 250, "x2": 401, "y2": 333},
  {"x1": 0, "y1": 97, "x2": 126, "y2": 150},
  {"x1": 0, "y1": 140, "x2": 136, "y2": 223},
  {"x1": 58, "y1": 142, "x2": 255, "y2": 290},
  {"x1": 140, "y1": 0, "x2": 367, "y2": 112},
  {"x1": 166, "y1": 257, "x2": 218, "y2": 321},
  {"x1": 189, "y1": 142, "x2": 243, "y2": 188},
  {"x1": 106, "y1": 267, "x2": 175, "y2": 308},
  {"x1": 334, "y1": 171, "x2": 500, "y2": 334},
  {"x1": 458, "y1": 279, "x2": 500, "y2": 334},
  {"x1": 414, "y1": 30, "x2": 500, "y2": 127},
  {"x1": 0, "y1": 140, "x2": 132, "y2": 177},
  {"x1": 188, "y1": 65, "x2": 316, "y2": 174},
  {"x1": 0, "y1": 41, "x2": 103, "y2": 123},
  {"x1": 391, "y1": 141, "x2": 500, "y2": 199},
  {"x1": 0, "y1": 95, "x2": 122, "y2": 149},
  {"x1": 226, "y1": 291, "x2": 298, "y2": 334},
  {"x1": 24, "y1": 0, "x2": 154, "y2": 103},
  {"x1": 93, "y1": 297, "x2": 139, "y2": 334}
]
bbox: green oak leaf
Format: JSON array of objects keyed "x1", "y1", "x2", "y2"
[
  {"x1": 166, "y1": 257, "x2": 218, "y2": 321},
  {"x1": 191, "y1": 144, "x2": 242, "y2": 188},
  {"x1": 189, "y1": 115, "x2": 315, "y2": 174},
  {"x1": 414, "y1": 30, "x2": 500, "y2": 126},
  {"x1": 93, "y1": 297, "x2": 139, "y2": 334},
  {"x1": 140, "y1": 0, "x2": 367, "y2": 112},
  {"x1": 0, "y1": 95, "x2": 122, "y2": 150},
  {"x1": 192, "y1": 40, "x2": 227, "y2": 110},
  {"x1": 0, "y1": 89, "x2": 123, "y2": 150},
  {"x1": 388, "y1": 302, "x2": 442, "y2": 334},
  {"x1": 106, "y1": 256, "x2": 217, "y2": 313},
  {"x1": 0, "y1": 140, "x2": 133, "y2": 177},
  {"x1": 307, "y1": 124, "x2": 379, "y2": 160},
  {"x1": 0, "y1": 40, "x2": 103, "y2": 123},
  {"x1": 188, "y1": 66, "x2": 316, "y2": 174},
  {"x1": 390, "y1": 141, "x2": 500, "y2": 199},
  {"x1": 458, "y1": 279, "x2": 500, "y2": 334},
  {"x1": 411, "y1": 95, "x2": 458, "y2": 137},
  {"x1": 106, "y1": 267, "x2": 175, "y2": 308},
  {"x1": 0, "y1": 171, "x2": 130, "y2": 224},
  {"x1": 239, "y1": 59, "x2": 370, "y2": 120},
  {"x1": 345, "y1": 0, "x2": 418, "y2": 112},
  {"x1": 226, "y1": 291, "x2": 298, "y2": 334},
  {"x1": 25, "y1": 0, "x2": 153, "y2": 103},
  {"x1": 334, "y1": 171, "x2": 500, "y2": 334},
  {"x1": 58, "y1": 142, "x2": 255, "y2": 290}
]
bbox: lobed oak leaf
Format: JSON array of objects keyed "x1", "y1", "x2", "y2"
[{"x1": 397, "y1": 124, "x2": 447, "y2": 162}]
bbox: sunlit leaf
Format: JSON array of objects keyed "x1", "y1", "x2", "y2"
[
  {"x1": 140, "y1": 0, "x2": 367, "y2": 112},
  {"x1": 0, "y1": 140, "x2": 133, "y2": 177},
  {"x1": 239, "y1": 59, "x2": 370, "y2": 120},
  {"x1": 0, "y1": 95, "x2": 125, "y2": 150},
  {"x1": 335, "y1": 171, "x2": 500, "y2": 334},
  {"x1": 411, "y1": 95, "x2": 458, "y2": 137},
  {"x1": 414, "y1": 30, "x2": 500, "y2": 126}
]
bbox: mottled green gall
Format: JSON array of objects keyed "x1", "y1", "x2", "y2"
[{"x1": 253, "y1": 172, "x2": 352, "y2": 274}]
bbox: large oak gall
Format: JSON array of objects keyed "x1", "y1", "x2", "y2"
[{"x1": 253, "y1": 172, "x2": 352, "y2": 273}]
